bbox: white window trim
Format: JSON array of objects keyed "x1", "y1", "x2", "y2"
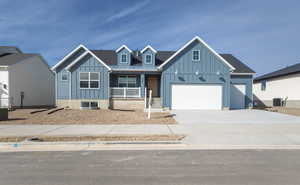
[
  {"x1": 79, "y1": 72, "x2": 100, "y2": 89},
  {"x1": 120, "y1": 54, "x2": 128, "y2": 64},
  {"x1": 117, "y1": 75, "x2": 137, "y2": 87},
  {"x1": 192, "y1": 50, "x2": 201, "y2": 61},
  {"x1": 61, "y1": 73, "x2": 69, "y2": 81},
  {"x1": 145, "y1": 54, "x2": 152, "y2": 64}
]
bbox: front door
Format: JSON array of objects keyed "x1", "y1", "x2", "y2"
[{"x1": 147, "y1": 77, "x2": 159, "y2": 97}]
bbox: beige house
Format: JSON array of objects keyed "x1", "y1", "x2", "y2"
[{"x1": 253, "y1": 63, "x2": 300, "y2": 108}]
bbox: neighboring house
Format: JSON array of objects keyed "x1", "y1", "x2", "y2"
[
  {"x1": 253, "y1": 63, "x2": 300, "y2": 108},
  {"x1": 52, "y1": 36, "x2": 255, "y2": 110},
  {"x1": 0, "y1": 46, "x2": 55, "y2": 108}
]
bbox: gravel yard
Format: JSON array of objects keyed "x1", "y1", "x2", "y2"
[{"x1": 0, "y1": 109, "x2": 176, "y2": 125}]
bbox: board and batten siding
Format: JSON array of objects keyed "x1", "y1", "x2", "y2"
[
  {"x1": 161, "y1": 40, "x2": 231, "y2": 108},
  {"x1": 70, "y1": 54, "x2": 109, "y2": 99},
  {"x1": 56, "y1": 48, "x2": 86, "y2": 99},
  {"x1": 230, "y1": 75, "x2": 253, "y2": 108}
]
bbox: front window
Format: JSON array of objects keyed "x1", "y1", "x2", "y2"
[
  {"x1": 118, "y1": 75, "x2": 137, "y2": 87},
  {"x1": 145, "y1": 54, "x2": 152, "y2": 64},
  {"x1": 261, "y1": 80, "x2": 266, "y2": 91},
  {"x1": 121, "y1": 54, "x2": 127, "y2": 63},
  {"x1": 192, "y1": 50, "x2": 200, "y2": 61},
  {"x1": 80, "y1": 72, "x2": 100, "y2": 89}
]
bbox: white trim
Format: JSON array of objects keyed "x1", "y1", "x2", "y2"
[
  {"x1": 79, "y1": 72, "x2": 100, "y2": 89},
  {"x1": 116, "y1": 45, "x2": 132, "y2": 53},
  {"x1": 117, "y1": 75, "x2": 137, "y2": 87},
  {"x1": 231, "y1": 72, "x2": 256, "y2": 75},
  {"x1": 65, "y1": 51, "x2": 89, "y2": 70},
  {"x1": 141, "y1": 45, "x2": 157, "y2": 53},
  {"x1": 111, "y1": 68, "x2": 158, "y2": 72},
  {"x1": 52, "y1": 44, "x2": 111, "y2": 71},
  {"x1": 192, "y1": 50, "x2": 201, "y2": 61},
  {"x1": 51, "y1": 45, "x2": 83, "y2": 70},
  {"x1": 80, "y1": 45, "x2": 112, "y2": 70},
  {"x1": 120, "y1": 53, "x2": 128, "y2": 64},
  {"x1": 145, "y1": 54, "x2": 152, "y2": 64},
  {"x1": 158, "y1": 36, "x2": 236, "y2": 71}
]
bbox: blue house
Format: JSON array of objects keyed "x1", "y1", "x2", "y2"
[{"x1": 52, "y1": 36, "x2": 255, "y2": 110}]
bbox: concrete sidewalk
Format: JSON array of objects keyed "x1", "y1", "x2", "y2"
[{"x1": 0, "y1": 124, "x2": 175, "y2": 137}]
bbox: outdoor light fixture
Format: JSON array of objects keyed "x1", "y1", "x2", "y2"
[
  {"x1": 195, "y1": 70, "x2": 199, "y2": 75},
  {"x1": 175, "y1": 69, "x2": 178, "y2": 75},
  {"x1": 216, "y1": 70, "x2": 221, "y2": 75}
]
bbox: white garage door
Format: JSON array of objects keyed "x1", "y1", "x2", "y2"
[
  {"x1": 171, "y1": 84, "x2": 222, "y2": 110},
  {"x1": 230, "y1": 84, "x2": 246, "y2": 109}
]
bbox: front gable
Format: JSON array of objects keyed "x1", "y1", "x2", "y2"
[{"x1": 163, "y1": 39, "x2": 231, "y2": 76}]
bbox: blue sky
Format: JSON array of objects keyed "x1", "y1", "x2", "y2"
[{"x1": 1, "y1": 0, "x2": 299, "y2": 76}]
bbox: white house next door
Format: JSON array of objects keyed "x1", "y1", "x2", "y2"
[{"x1": 171, "y1": 84, "x2": 222, "y2": 110}]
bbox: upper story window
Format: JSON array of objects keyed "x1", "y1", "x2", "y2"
[
  {"x1": 79, "y1": 72, "x2": 100, "y2": 89},
  {"x1": 261, "y1": 80, "x2": 266, "y2": 91},
  {"x1": 192, "y1": 50, "x2": 200, "y2": 61},
  {"x1": 145, "y1": 54, "x2": 152, "y2": 64},
  {"x1": 61, "y1": 73, "x2": 68, "y2": 81},
  {"x1": 121, "y1": 54, "x2": 127, "y2": 63}
]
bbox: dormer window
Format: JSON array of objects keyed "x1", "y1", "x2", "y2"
[
  {"x1": 121, "y1": 54, "x2": 127, "y2": 63},
  {"x1": 192, "y1": 50, "x2": 200, "y2": 61},
  {"x1": 145, "y1": 54, "x2": 152, "y2": 64}
]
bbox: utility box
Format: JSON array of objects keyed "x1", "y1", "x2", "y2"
[
  {"x1": 273, "y1": 98, "x2": 282, "y2": 107},
  {"x1": 0, "y1": 108, "x2": 8, "y2": 121}
]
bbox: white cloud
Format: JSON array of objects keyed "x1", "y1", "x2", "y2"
[{"x1": 105, "y1": 0, "x2": 150, "y2": 23}]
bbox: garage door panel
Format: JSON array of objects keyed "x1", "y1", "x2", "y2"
[{"x1": 172, "y1": 84, "x2": 222, "y2": 110}]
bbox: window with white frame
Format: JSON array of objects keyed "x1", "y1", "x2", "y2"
[
  {"x1": 79, "y1": 72, "x2": 100, "y2": 89},
  {"x1": 192, "y1": 50, "x2": 200, "y2": 61},
  {"x1": 121, "y1": 54, "x2": 127, "y2": 63},
  {"x1": 80, "y1": 101, "x2": 98, "y2": 109},
  {"x1": 145, "y1": 54, "x2": 152, "y2": 64},
  {"x1": 118, "y1": 75, "x2": 137, "y2": 87},
  {"x1": 61, "y1": 73, "x2": 68, "y2": 81}
]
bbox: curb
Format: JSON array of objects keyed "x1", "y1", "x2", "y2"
[{"x1": 2, "y1": 141, "x2": 300, "y2": 152}]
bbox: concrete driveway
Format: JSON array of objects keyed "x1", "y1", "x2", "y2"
[
  {"x1": 172, "y1": 109, "x2": 300, "y2": 124},
  {"x1": 169, "y1": 109, "x2": 300, "y2": 146}
]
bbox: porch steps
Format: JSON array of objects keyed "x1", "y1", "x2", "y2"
[{"x1": 146, "y1": 98, "x2": 162, "y2": 109}]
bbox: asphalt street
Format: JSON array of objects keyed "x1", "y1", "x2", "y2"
[{"x1": 1, "y1": 150, "x2": 300, "y2": 185}]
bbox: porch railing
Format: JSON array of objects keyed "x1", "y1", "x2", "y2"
[{"x1": 110, "y1": 87, "x2": 141, "y2": 98}]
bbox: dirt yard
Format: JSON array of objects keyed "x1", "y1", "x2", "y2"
[
  {"x1": 264, "y1": 107, "x2": 300, "y2": 117},
  {"x1": 0, "y1": 108, "x2": 176, "y2": 125}
]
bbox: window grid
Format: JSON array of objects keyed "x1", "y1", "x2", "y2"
[
  {"x1": 79, "y1": 72, "x2": 100, "y2": 89},
  {"x1": 192, "y1": 50, "x2": 200, "y2": 61}
]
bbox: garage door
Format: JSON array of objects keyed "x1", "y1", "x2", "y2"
[
  {"x1": 171, "y1": 84, "x2": 222, "y2": 110},
  {"x1": 230, "y1": 84, "x2": 246, "y2": 109}
]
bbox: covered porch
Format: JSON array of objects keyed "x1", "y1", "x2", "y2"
[{"x1": 109, "y1": 73, "x2": 161, "y2": 99}]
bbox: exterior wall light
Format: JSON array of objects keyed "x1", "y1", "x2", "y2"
[{"x1": 175, "y1": 69, "x2": 178, "y2": 75}]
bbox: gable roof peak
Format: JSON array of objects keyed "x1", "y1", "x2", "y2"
[
  {"x1": 116, "y1": 45, "x2": 132, "y2": 53},
  {"x1": 158, "y1": 36, "x2": 236, "y2": 71},
  {"x1": 141, "y1": 45, "x2": 157, "y2": 54}
]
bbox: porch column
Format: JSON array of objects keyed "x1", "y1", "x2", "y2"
[{"x1": 140, "y1": 73, "x2": 145, "y2": 98}]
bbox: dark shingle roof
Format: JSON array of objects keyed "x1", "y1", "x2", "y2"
[
  {"x1": 90, "y1": 50, "x2": 254, "y2": 74},
  {"x1": 254, "y1": 63, "x2": 300, "y2": 82},
  {"x1": 0, "y1": 53, "x2": 37, "y2": 66},
  {"x1": 220, "y1": 54, "x2": 255, "y2": 74},
  {"x1": 0, "y1": 46, "x2": 22, "y2": 56}
]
